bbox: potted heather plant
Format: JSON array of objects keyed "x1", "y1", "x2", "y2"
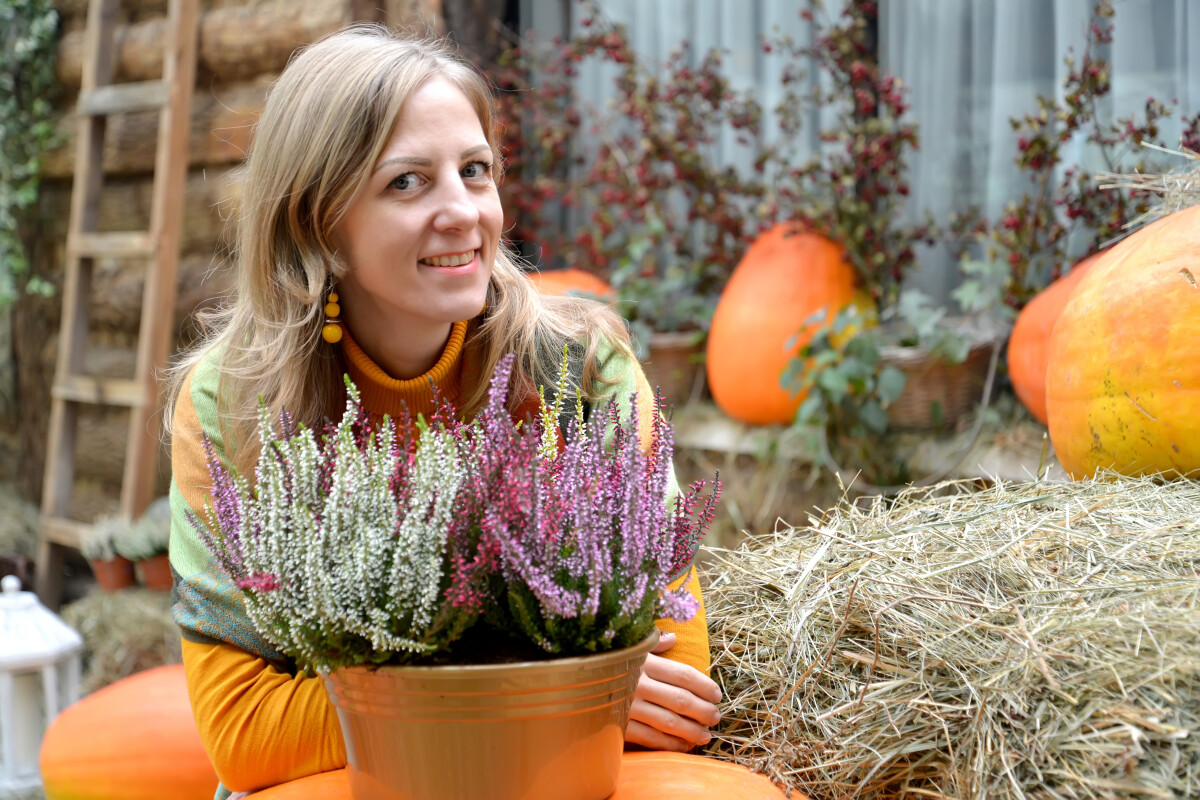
[{"x1": 189, "y1": 353, "x2": 719, "y2": 800}]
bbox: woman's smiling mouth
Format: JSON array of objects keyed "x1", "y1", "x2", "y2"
[{"x1": 420, "y1": 250, "x2": 477, "y2": 268}]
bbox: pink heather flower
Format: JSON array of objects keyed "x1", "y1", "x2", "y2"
[{"x1": 192, "y1": 351, "x2": 721, "y2": 666}]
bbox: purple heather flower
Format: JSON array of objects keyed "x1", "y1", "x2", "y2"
[{"x1": 193, "y1": 349, "x2": 721, "y2": 665}]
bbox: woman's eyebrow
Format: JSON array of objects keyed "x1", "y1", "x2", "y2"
[{"x1": 374, "y1": 145, "x2": 491, "y2": 174}]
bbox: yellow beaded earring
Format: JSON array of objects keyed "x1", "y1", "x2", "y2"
[{"x1": 321, "y1": 291, "x2": 343, "y2": 344}]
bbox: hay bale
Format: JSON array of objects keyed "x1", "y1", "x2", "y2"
[
  {"x1": 1098, "y1": 144, "x2": 1200, "y2": 235},
  {"x1": 702, "y1": 477, "x2": 1200, "y2": 799},
  {"x1": 0, "y1": 482, "x2": 40, "y2": 557},
  {"x1": 60, "y1": 588, "x2": 182, "y2": 695}
]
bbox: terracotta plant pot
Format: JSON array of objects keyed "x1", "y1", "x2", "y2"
[
  {"x1": 137, "y1": 553, "x2": 174, "y2": 591},
  {"x1": 90, "y1": 556, "x2": 136, "y2": 592},
  {"x1": 641, "y1": 331, "x2": 704, "y2": 409},
  {"x1": 323, "y1": 632, "x2": 658, "y2": 800}
]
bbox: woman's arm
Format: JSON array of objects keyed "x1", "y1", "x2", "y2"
[
  {"x1": 592, "y1": 341, "x2": 722, "y2": 750},
  {"x1": 181, "y1": 639, "x2": 345, "y2": 792},
  {"x1": 169, "y1": 358, "x2": 346, "y2": 792}
]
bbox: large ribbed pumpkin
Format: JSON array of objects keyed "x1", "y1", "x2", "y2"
[
  {"x1": 243, "y1": 753, "x2": 796, "y2": 799},
  {"x1": 1046, "y1": 203, "x2": 1200, "y2": 479},
  {"x1": 527, "y1": 267, "x2": 614, "y2": 299},
  {"x1": 40, "y1": 664, "x2": 217, "y2": 800},
  {"x1": 707, "y1": 224, "x2": 857, "y2": 425},
  {"x1": 1007, "y1": 252, "x2": 1102, "y2": 425}
]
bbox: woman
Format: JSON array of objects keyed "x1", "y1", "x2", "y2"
[{"x1": 167, "y1": 25, "x2": 720, "y2": 798}]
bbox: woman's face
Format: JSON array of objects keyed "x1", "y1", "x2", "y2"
[{"x1": 332, "y1": 76, "x2": 502, "y2": 348}]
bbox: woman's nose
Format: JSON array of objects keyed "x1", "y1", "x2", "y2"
[{"x1": 433, "y1": 177, "x2": 480, "y2": 231}]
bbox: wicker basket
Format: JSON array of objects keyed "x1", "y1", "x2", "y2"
[{"x1": 879, "y1": 316, "x2": 1005, "y2": 431}]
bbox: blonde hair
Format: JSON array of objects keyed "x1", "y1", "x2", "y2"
[{"x1": 167, "y1": 25, "x2": 630, "y2": 468}]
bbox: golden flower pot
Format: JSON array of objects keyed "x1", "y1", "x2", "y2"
[{"x1": 323, "y1": 631, "x2": 658, "y2": 800}]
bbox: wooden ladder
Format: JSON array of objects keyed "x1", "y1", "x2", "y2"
[{"x1": 35, "y1": 0, "x2": 199, "y2": 608}]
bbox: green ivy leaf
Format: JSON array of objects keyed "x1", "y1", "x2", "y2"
[
  {"x1": 838, "y1": 355, "x2": 871, "y2": 381},
  {"x1": 876, "y1": 366, "x2": 907, "y2": 404},
  {"x1": 817, "y1": 367, "x2": 848, "y2": 403},
  {"x1": 858, "y1": 400, "x2": 889, "y2": 435},
  {"x1": 843, "y1": 334, "x2": 879, "y2": 366},
  {"x1": 796, "y1": 392, "x2": 825, "y2": 425}
]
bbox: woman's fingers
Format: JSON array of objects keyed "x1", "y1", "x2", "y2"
[
  {"x1": 636, "y1": 669, "x2": 721, "y2": 728},
  {"x1": 626, "y1": 648, "x2": 724, "y2": 751},
  {"x1": 642, "y1": 652, "x2": 723, "y2": 708},
  {"x1": 624, "y1": 718, "x2": 694, "y2": 753},
  {"x1": 627, "y1": 693, "x2": 712, "y2": 750},
  {"x1": 651, "y1": 631, "x2": 677, "y2": 654}
]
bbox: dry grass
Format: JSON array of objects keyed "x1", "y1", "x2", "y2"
[
  {"x1": 0, "y1": 482, "x2": 41, "y2": 558},
  {"x1": 1098, "y1": 144, "x2": 1200, "y2": 236},
  {"x1": 60, "y1": 587, "x2": 182, "y2": 694},
  {"x1": 701, "y1": 476, "x2": 1200, "y2": 799}
]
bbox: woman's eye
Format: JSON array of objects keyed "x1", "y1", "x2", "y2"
[
  {"x1": 389, "y1": 172, "x2": 423, "y2": 191},
  {"x1": 462, "y1": 160, "x2": 493, "y2": 180}
]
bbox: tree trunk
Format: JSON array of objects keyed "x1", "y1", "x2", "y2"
[
  {"x1": 13, "y1": 194, "x2": 63, "y2": 503},
  {"x1": 440, "y1": 0, "x2": 510, "y2": 74},
  {"x1": 385, "y1": 0, "x2": 444, "y2": 31}
]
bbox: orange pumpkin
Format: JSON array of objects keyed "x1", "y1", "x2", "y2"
[
  {"x1": 706, "y1": 224, "x2": 857, "y2": 425},
  {"x1": 40, "y1": 664, "x2": 218, "y2": 800},
  {"x1": 243, "y1": 769, "x2": 347, "y2": 799},
  {"x1": 1007, "y1": 252, "x2": 1102, "y2": 425},
  {"x1": 526, "y1": 267, "x2": 614, "y2": 299},
  {"x1": 1046, "y1": 204, "x2": 1200, "y2": 479},
  {"x1": 243, "y1": 753, "x2": 796, "y2": 799},
  {"x1": 612, "y1": 752, "x2": 793, "y2": 799}
]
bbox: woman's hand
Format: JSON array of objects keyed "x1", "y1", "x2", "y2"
[{"x1": 625, "y1": 632, "x2": 723, "y2": 752}]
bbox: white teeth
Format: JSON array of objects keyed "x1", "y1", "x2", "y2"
[{"x1": 421, "y1": 251, "x2": 475, "y2": 267}]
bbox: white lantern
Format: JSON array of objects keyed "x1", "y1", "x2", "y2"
[{"x1": 0, "y1": 575, "x2": 84, "y2": 799}]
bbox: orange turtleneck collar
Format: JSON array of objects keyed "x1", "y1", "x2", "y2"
[{"x1": 339, "y1": 320, "x2": 469, "y2": 421}]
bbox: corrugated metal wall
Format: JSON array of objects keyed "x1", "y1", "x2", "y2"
[{"x1": 565, "y1": 0, "x2": 816, "y2": 175}]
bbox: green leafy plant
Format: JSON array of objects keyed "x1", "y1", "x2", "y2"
[
  {"x1": 81, "y1": 515, "x2": 127, "y2": 562},
  {"x1": 788, "y1": 290, "x2": 969, "y2": 440},
  {"x1": 785, "y1": 290, "x2": 989, "y2": 487},
  {"x1": 952, "y1": 256, "x2": 1018, "y2": 321},
  {"x1": 0, "y1": 0, "x2": 60, "y2": 305},
  {"x1": 607, "y1": 221, "x2": 712, "y2": 358}
]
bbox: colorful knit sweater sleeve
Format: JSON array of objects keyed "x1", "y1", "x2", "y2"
[{"x1": 169, "y1": 352, "x2": 346, "y2": 797}]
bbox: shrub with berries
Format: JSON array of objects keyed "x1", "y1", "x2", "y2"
[
  {"x1": 769, "y1": 0, "x2": 935, "y2": 306},
  {"x1": 977, "y1": 0, "x2": 1200, "y2": 309},
  {"x1": 494, "y1": 2, "x2": 773, "y2": 349}
]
